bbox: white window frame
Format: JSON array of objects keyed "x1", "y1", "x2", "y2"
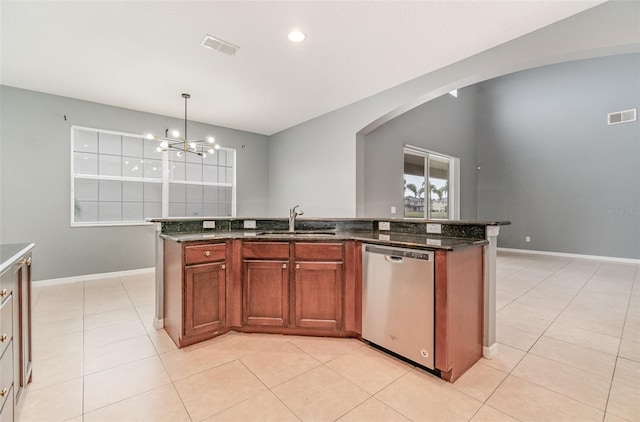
[
  {"x1": 71, "y1": 126, "x2": 236, "y2": 227},
  {"x1": 403, "y1": 145, "x2": 460, "y2": 220}
]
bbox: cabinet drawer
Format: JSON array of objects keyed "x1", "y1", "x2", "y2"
[
  {"x1": 0, "y1": 270, "x2": 12, "y2": 306},
  {"x1": 243, "y1": 242, "x2": 289, "y2": 260},
  {"x1": 295, "y1": 243, "x2": 343, "y2": 262},
  {"x1": 185, "y1": 244, "x2": 226, "y2": 265},
  {"x1": 0, "y1": 297, "x2": 11, "y2": 358},
  {"x1": 0, "y1": 343, "x2": 13, "y2": 413}
]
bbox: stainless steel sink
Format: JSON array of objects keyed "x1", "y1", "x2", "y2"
[{"x1": 257, "y1": 230, "x2": 336, "y2": 237}]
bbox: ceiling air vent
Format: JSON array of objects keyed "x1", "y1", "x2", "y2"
[
  {"x1": 607, "y1": 108, "x2": 637, "y2": 125},
  {"x1": 201, "y1": 34, "x2": 239, "y2": 56}
]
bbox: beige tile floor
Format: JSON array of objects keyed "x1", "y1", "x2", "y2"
[{"x1": 17, "y1": 252, "x2": 640, "y2": 422}]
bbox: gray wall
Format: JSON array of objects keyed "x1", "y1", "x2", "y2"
[
  {"x1": 0, "y1": 86, "x2": 269, "y2": 280},
  {"x1": 477, "y1": 54, "x2": 640, "y2": 259},
  {"x1": 269, "y1": 1, "x2": 640, "y2": 219},
  {"x1": 363, "y1": 86, "x2": 479, "y2": 219}
]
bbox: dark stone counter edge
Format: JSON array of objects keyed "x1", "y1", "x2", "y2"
[
  {"x1": 159, "y1": 231, "x2": 488, "y2": 252},
  {"x1": 149, "y1": 218, "x2": 509, "y2": 242},
  {"x1": 0, "y1": 243, "x2": 35, "y2": 274}
]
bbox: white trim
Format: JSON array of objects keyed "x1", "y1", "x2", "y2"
[
  {"x1": 450, "y1": 157, "x2": 460, "y2": 220},
  {"x1": 483, "y1": 343, "x2": 499, "y2": 359},
  {"x1": 486, "y1": 226, "x2": 501, "y2": 237},
  {"x1": 153, "y1": 317, "x2": 164, "y2": 329},
  {"x1": 498, "y1": 248, "x2": 640, "y2": 264},
  {"x1": 34, "y1": 267, "x2": 154, "y2": 286},
  {"x1": 71, "y1": 221, "x2": 154, "y2": 228}
]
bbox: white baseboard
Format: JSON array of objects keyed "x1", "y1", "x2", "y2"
[
  {"x1": 483, "y1": 343, "x2": 499, "y2": 359},
  {"x1": 33, "y1": 267, "x2": 155, "y2": 287},
  {"x1": 498, "y1": 248, "x2": 640, "y2": 265}
]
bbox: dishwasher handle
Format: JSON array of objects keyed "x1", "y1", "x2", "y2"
[
  {"x1": 384, "y1": 255, "x2": 404, "y2": 264},
  {"x1": 364, "y1": 244, "x2": 434, "y2": 261}
]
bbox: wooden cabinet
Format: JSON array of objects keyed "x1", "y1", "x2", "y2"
[
  {"x1": 184, "y1": 262, "x2": 226, "y2": 337},
  {"x1": 241, "y1": 242, "x2": 289, "y2": 327},
  {"x1": 0, "y1": 244, "x2": 33, "y2": 420},
  {"x1": 293, "y1": 243, "x2": 343, "y2": 330},
  {"x1": 243, "y1": 261, "x2": 289, "y2": 327},
  {"x1": 240, "y1": 241, "x2": 357, "y2": 335},
  {"x1": 434, "y1": 246, "x2": 484, "y2": 382},
  {"x1": 164, "y1": 240, "x2": 228, "y2": 348},
  {"x1": 162, "y1": 238, "x2": 360, "y2": 346}
]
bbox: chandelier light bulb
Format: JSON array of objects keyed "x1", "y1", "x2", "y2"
[
  {"x1": 288, "y1": 30, "x2": 306, "y2": 43},
  {"x1": 145, "y1": 95, "x2": 224, "y2": 159}
]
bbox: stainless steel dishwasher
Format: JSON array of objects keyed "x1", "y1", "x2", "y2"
[{"x1": 362, "y1": 244, "x2": 435, "y2": 369}]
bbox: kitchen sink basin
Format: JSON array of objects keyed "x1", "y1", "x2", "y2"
[{"x1": 257, "y1": 230, "x2": 336, "y2": 237}]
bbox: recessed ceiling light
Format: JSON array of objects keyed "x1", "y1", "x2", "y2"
[{"x1": 288, "y1": 30, "x2": 306, "y2": 43}]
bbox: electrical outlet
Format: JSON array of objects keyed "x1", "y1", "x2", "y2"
[
  {"x1": 244, "y1": 220, "x2": 256, "y2": 229},
  {"x1": 203, "y1": 221, "x2": 216, "y2": 229},
  {"x1": 426, "y1": 223, "x2": 442, "y2": 234},
  {"x1": 525, "y1": 236, "x2": 531, "y2": 242},
  {"x1": 390, "y1": 206, "x2": 396, "y2": 214},
  {"x1": 378, "y1": 221, "x2": 390, "y2": 231}
]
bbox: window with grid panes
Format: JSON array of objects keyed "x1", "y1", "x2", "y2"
[{"x1": 71, "y1": 126, "x2": 235, "y2": 226}]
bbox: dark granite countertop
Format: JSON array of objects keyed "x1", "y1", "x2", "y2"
[
  {"x1": 160, "y1": 230, "x2": 487, "y2": 251},
  {"x1": 0, "y1": 243, "x2": 35, "y2": 274}
]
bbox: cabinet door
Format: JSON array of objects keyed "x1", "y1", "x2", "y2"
[
  {"x1": 243, "y1": 261, "x2": 289, "y2": 327},
  {"x1": 184, "y1": 262, "x2": 226, "y2": 337},
  {"x1": 294, "y1": 262, "x2": 343, "y2": 329}
]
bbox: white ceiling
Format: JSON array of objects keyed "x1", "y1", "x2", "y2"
[{"x1": 1, "y1": 1, "x2": 603, "y2": 135}]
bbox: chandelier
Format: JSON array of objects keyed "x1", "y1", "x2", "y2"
[{"x1": 145, "y1": 93, "x2": 220, "y2": 158}]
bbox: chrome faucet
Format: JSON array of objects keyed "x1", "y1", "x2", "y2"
[{"x1": 289, "y1": 205, "x2": 304, "y2": 232}]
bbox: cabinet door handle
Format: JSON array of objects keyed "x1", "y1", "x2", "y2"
[
  {"x1": 282, "y1": 264, "x2": 287, "y2": 269},
  {"x1": 0, "y1": 388, "x2": 7, "y2": 397},
  {"x1": 296, "y1": 264, "x2": 300, "y2": 270},
  {"x1": 0, "y1": 289, "x2": 7, "y2": 298},
  {"x1": 204, "y1": 251, "x2": 211, "y2": 257},
  {"x1": 221, "y1": 264, "x2": 226, "y2": 270},
  {"x1": 0, "y1": 334, "x2": 7, "y2": 342}
]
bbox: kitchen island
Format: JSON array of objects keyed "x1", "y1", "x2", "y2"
[{"x1": 151, "y1": 218, "x2": 507, "y2": 382}]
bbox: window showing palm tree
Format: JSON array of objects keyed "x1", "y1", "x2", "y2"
[{"x1": 403, "y1": 147, "x2": 457, "y2": 220}]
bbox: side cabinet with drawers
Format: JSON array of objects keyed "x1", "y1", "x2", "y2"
[{"x1": 0, "y1": 246, "x2": 33, "y2": 421}]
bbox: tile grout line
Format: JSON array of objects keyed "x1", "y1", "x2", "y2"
[
  {"x1": 505, "y1": 258, "x2": 636, "y2": 414},
  {"x1": 482, "y1": 257, "x2": 605, "y2": 416},
  {"x1": 601, "y1": 263, "x2": 640, "y2": 421}
]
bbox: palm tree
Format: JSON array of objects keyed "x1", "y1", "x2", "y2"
[{"x1": 406, "y1": 183, "x2": 418, "y2": 198}]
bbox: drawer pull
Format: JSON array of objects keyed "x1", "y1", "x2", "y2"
[
  {"x1": 296, "y1": 264, "x2": 300, "y2": 270},
  {"x1": 0, "y1": 289, "x2": 7, "y2": 299},
  {"x1": 0, "y1": 334, "x2": 6, "y2": 342},
  {"x1": 282, "y1": 263, "x2": 287, "y2": 269},
  {"x1": 204, "y1": 251, "x2": 211, "y2": 257},
  {"x1": 221, "y1": 264, "x2": 226, "y2": 270},
  {"x1": 0, "y1": 388, "x2": 7, "y2": 397}
]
